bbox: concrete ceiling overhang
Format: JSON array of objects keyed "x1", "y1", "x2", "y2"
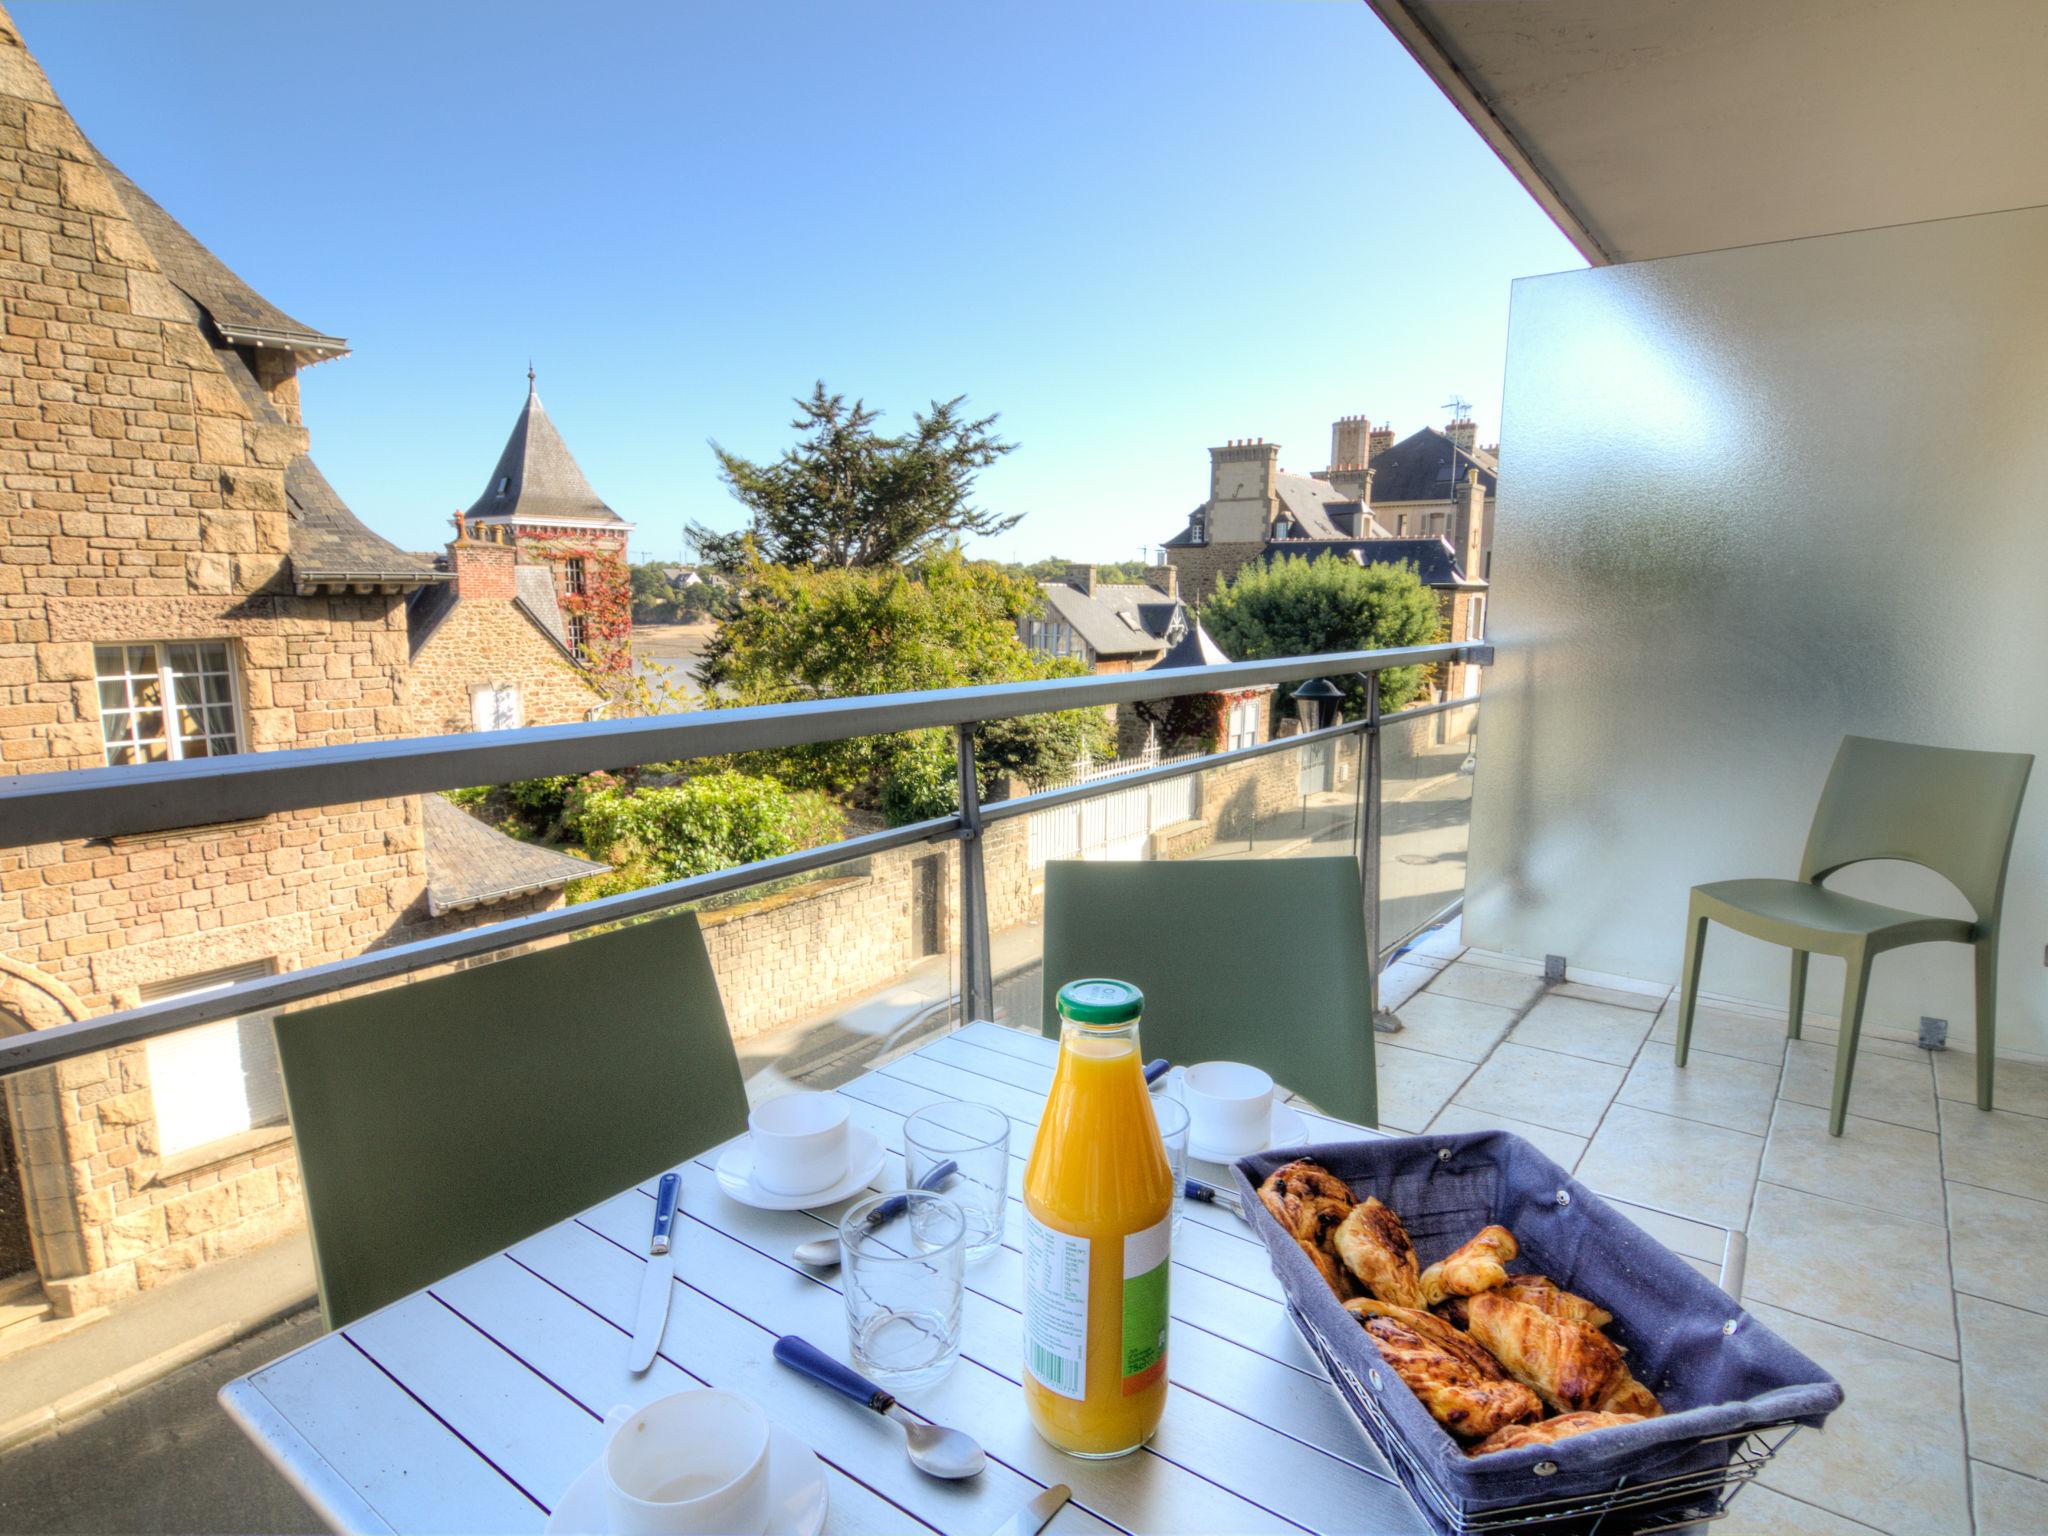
[{"x1": 1366, "y1": 0, "x2": 2048, "y2": 264}]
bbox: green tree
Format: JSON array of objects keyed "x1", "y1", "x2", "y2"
[
  {"x1": 629, "y1": 562, "x2": 679, "y2": 623},
  {"x1": 1202, "y1": 555, "x2": 1444, "y2": 717},
  {"x1": 690, "y1": 383, "x2": 1019, "y2": 572},
  {"x1": 567, "y1": 770, "x2": 844, "y2": 900},
  {"x1": 703, "y1": 551, "x2": 1112, "y2": 814}
]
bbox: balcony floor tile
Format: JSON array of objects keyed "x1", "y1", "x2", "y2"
[
  {"x1": 1371, "y1": 1042, "x2": 1475, "y2": 1133},
  {"x1": 1380, "y1": 990, "x2": 1516, "y2": 1063},
  {"x1": 1615, "y1": 1042, "x2": 1781, "y2": 1136},
  {"x1": 1780, "y1": 1037, "x2": 1938, "y2": 1132},
  {"x1": 1574, "y1": 1102, "x2": 1761, "y2": 1228},
  {"x1": 1946, "y1": 1181, "x2": 2048, "y2": 1313},
  {"x1": 1745, "y1": 1180, "x2": 1957, "y2": 1359},
  {"x1": 1423, "y1": 959, "x2": 1546, "y2": 1011},
  {"x1": 1938, "y1": 1099, "x2": 2048, "y2": 1204},
  {"x1": 1957, "y1": 1295, "x2": 2048, "y2": 1479},
  {"x1": 1933, "y1": 1049, "x2": 2048, "y2": 1119},
  {"x1": 1971, "y1": 1461, "x2": 2048, "y2": 1536},
  {"x1": 1761, "y1": 1100, "x2": 1945, "y2": 1224},
  {"x1": 1749, "y1": 1301, "x2": 1968, "y2": 1536},
  {"x1": 1507, "y1": 994, "x2": 1654, "y2": 1066},
  {"x1": 1424, "y1": 1101, "x2": 1587, "y2": 1170},
  {"x1": 1649, "y1": 1001, "x2": 1791, "y2": 1065},
  {"x1": 1453, "y1": 1042, "x2": 1624, "y2": 1138}
]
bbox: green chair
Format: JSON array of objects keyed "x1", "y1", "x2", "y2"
[
  {"x1": 1040, "y1": 857, "x2": 1378, "y2": 1127},
  {"x1": 1675, "y1": 735, "x2": 2033, "y2": 1136},
  {"x1": 272, "y1": 911, "x2": 749, "y2": 1328}
]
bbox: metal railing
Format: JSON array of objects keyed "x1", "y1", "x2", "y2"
[{"x1": 0, "y1": 641, "x2": 1489, "y2": 1076}]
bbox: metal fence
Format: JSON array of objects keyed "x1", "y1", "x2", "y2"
[{"x1": 0, "y1": 642, "x2": 1489, "y2": 1077}]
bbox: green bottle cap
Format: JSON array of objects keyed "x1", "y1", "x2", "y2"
[{"x1": 1056, "y1": 978, "x2": 1144, "y2": 1026}]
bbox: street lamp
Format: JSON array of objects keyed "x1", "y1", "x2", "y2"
[{"x1": 1293, "y1": 676, "x2": 1344, "y2": 732}]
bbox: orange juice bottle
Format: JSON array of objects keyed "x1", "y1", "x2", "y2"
[{"x1": 1022, "y1": 979, "x2": 1173, "y2": 1457}]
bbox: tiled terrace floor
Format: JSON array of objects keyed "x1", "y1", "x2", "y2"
[{"x1": 1383, "y1": 921, "x2": 2047, "y2": 1536}]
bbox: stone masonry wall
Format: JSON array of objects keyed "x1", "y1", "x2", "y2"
[
  {"x1": 0, "y1": 16, "x2": 428, "y2": 1314},
  {"x1": 410, "y1": 599, "x2": 598, "y2": 735},
  {"x1": 1164, "y1": 541, "x2": 1261, "y2": 605}
]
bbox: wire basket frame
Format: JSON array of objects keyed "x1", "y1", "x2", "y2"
[{"x1": 1293, "y1": 1307, "x2": 1803, "y2": 1536}]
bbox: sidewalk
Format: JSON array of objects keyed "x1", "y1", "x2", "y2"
[{"x1": 0, "y1": 1234, "x2": 313, "y2": 1453}]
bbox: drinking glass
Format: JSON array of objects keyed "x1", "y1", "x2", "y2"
[
  {"x1": 840, "y1": 1190, "x2": 966, "y2": 1389},
  {"x1": 903, "y1": 1101, "x2": 1010, "y2": 1263},
  {"x1": 1151, "y1": 1091, "x2": 1191, "y2": 1235}
]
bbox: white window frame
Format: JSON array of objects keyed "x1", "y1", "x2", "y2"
[
  {"x1": 562, "y1": 557, "x2": 587, "y2": 596},
  {"x1": 567, "y1": 613, "x2": 588, "y2": 659},
  {"x1": 469, "y1": 682, "x2": 523, "y2": 732},
  {"x1": 1226, "y1": 695, "x2": 1261, "y2": 751},
  {"x1": 1469, "y1": 595, "x2": 1487, "y2": 642},
  {"x1": 142, "y1": 960, "x2": 285, "y2": 1162},
  {"x1": 94, "y1": 641, "x2": 243, "y2": 766}
]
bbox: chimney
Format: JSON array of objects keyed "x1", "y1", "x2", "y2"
[
  {"x1": 1457, "y1": 467, "x2": 1488, "y2": 581},
  {"x1": 1329, "y1": 415, "x2": 1370, "y2": 472},
  {"x1": 1145, "y1": 564, "x2": 1179, "y2": 600},
  {"x1": 450, "y1": 527, "x2": 518, "y2": 601},
  {"x1": 1063, "y1": 563, "x2": 1098, "y2": 596},
  {"x1": 1446, "y1": 418, "x2": 1478, "y2": 455},
  {"x1": 1368, "y1": 424, "x2": 1395, "y2": 461},
  {"x1": 1208, "y1": 438, "x2": 1279, "y2": 504}
]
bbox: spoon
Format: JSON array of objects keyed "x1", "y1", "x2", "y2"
[
  {"x1": 772, "y1": 1334, "x2": 986, "y2": 1479},
  {"x1": 1184, "y1": 1178, "x2": 1245, "y2": 1218},
  {"x1": 792, "y1": 1158, "x2": 959, "y2": 1269}
]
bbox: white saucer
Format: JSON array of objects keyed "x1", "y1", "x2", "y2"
[
  {"x1": 1189, "y1": 1101, "x2": 1310, "y2": 1164},
  {"x1": 545, "y1": 1423, "x2": 827, "y2": 1535},
  {"x1": 715, "y1": 1127, "x2": 885, "y2": 1211}
]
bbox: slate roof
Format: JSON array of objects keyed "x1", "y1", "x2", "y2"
[
  {"x1": 465, "y1": 378, "x2": 631, "y2": 529},
  {"x1": 287, "y1": 455, "x2": 444, "y2": 590},
  {"x1": 1149, "y1": 618, "x2": 1234, "y2": 671},
  {"x1": 422, "y1": 796, "x2": 605, "y2": 916},
  {"x1": 1259, "y1": 537, "x2": 1481, "y2": 589},
  {"x1": 405, "y1": 553, "x2": 577, "y2": 660},
  {"x1": 1272, "y1": 474, "x2": 1388, "y2": 540},
  {"x1": 1364, "y1": 428, "x2": 1498, "y2": 504},
  {"x1": 1036, "y1": 581, "x2": 1186, "y2": 659},
  {"x1": 94, "y1": 151, "x2": 346, "y2": 356}
]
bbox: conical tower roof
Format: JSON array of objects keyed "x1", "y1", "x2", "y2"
[{"x1": 464, "y1": 372, "x2": 630, "y2": 529}]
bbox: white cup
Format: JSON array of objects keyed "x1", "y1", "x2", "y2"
[
  {"x1": 748, "y1": 1091, "x2": 850, "y2": 1195},
  {"x1": 600, "y1": 1390, "x2": 772, "y2": 1535},
  {"x1": 1184, "y1": 1061, "x2": 1276, "y2": 1156}
]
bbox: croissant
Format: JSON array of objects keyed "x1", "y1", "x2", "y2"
[
  {"x1": 1257, "y1": 1159, "x2": 1355, "y2": 1246},
  {"x1": 1257, "y1": 1159, "x2": 1359, "y2": 1299},
  {"x1": 1493, "y1": 1273, "x2": 1614, "y2": 1331},
  {"x1": 1468, "y1": 1410, "x2": 1645, "y2": 1456},
  {"x1": 1598, "y1": 1373, "x2": 1664, "y2": 1419},
  {"x1": 1332, "y1": 1198, "x2": 1427, "y2": 1307},
  {"x1": 1467, "y1": 1292, "x2": 1629, "y2": 1414},
  {"x1": 1420, "y1": 1225, "x2": 1518, "y2": 1305},
  {"x1": 1344, "y1": 1300, "x2": 1542, "y2": 1439}
]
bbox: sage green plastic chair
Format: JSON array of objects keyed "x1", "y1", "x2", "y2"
[
  {"x1": 1675, "y1": 735, "x2": 2033, "y2": 1136},
  {"x1": 272, "y1": 911, "x2": 749, "y2": 1328},
  {"x1": 1041, "y1": 857, "x2": 1378, "y2": 1127}
]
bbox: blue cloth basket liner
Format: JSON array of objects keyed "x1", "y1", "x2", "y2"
[{"x1": 1229, "y1": 1130, "x2": 1843, "y2": 1527}]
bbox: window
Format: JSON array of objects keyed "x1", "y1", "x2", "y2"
[
  {"x1": 567, "y1": 614, "x2": 588, "y2": 659},
  {"x1": 497, "y1": 476, "x2": 510, "y2": 495},
  {"x1": 143, "y1": 961, "x2": 284, "y2": 1160},
  {"x1": 563, "y1": 557, "x2": 587, "y2": 596},
  {"x1": 1469, "y1": 595, "x2": 1486, "y2": 642},
  {"x1": 1396, "y1": 514, "x2": 1408, "y2": 535},
  {"x1": 1227, "y1": 695, "x2": 1262, "y2": 751},
  {"x1": 94, "y1": 642, "x2": 239, "y2": 765},
  {"x1": 1427, "y1": 512, "x2": 1446, "y2": 537},
  {"x1": 470, "y1": 683, "x2": 522, "y2": 731}
]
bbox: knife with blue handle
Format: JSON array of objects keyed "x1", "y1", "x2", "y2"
[{"x1": 627, "y1": 1171, "x2": 680, "y2": 1373}]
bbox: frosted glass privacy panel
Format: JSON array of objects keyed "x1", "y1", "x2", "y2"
[{"x1": 1468, "y1": 205, "x2": 2048, "y2": 1051}]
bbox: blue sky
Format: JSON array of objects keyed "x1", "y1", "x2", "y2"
[{"x1": 16, "y1": 0, "x2": 1581, "y2": 563}]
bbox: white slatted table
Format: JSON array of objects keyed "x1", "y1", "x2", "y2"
[{"x1": 220, "y1": 1022, "x2": 1731, "y2": 1535}]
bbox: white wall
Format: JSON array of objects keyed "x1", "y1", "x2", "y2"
[{"x1": 1468, "y1": 205, "x2": 2048, "y2": 1054}]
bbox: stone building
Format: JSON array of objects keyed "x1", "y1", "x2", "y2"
[
  {"x1": 1022, "y1": 565, "x2": 1271, "y2": 755},
  {"x1": 0, "y1": 14, "x2": 594, "y2": 1328},
  {"x1": 1160, "y1": 438, "x2": 1391, "y2": 603},
  {"x1": 461, "y1": 373, "x2": 634, "y2": 674},
  {"x1": 1324, "y1": 416, "x2": 1498, "y2": 579},
  {"x1": 407, "y1": 518, "x2": 599, "y2": 734}
]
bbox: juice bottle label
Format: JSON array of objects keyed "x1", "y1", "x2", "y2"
[
  {"x1": 1121, "y1": 1213, "x2": 1170, "y2": 1394},
  {"x1": 1023, "y1": 1211, "x2": 1089, "y2": 1401}
]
